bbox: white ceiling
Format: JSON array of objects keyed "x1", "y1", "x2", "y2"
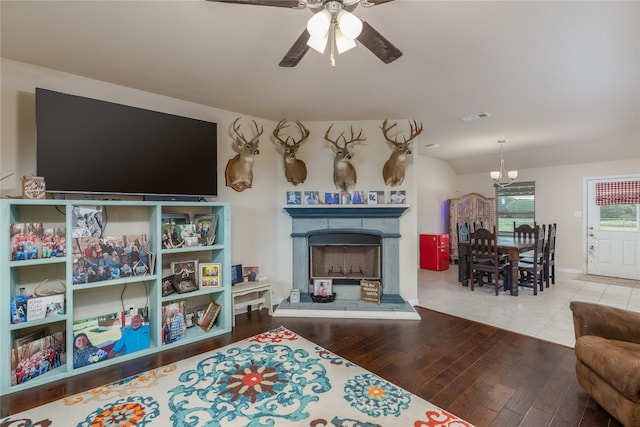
[{"x1": 2, "y1": 0, "x2": 639, "y2": 174}]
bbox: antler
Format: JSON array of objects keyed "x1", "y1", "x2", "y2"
[
  {"x1": 273, "y1": 119, "x2": 310, "y2": 148},
  {"x1": 232, "y1": 117, "x2": 263, "y2": 147},
  {"x1": 324, "y1": 124, "x2": 366, "y2": 149},
  {"x1": 381, "y1": 119, "x2": 423, "y2": 146}
]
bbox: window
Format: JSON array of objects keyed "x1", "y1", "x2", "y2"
[
  {"x1": 599, "y1": 204, "x2": 638, "y2": 231},
  {"x1": 595, "y1": 180, "x2": 640, "y2": 231},
  {"x1": 495, "y1": 182, "x2": 535, "y2": 235}
]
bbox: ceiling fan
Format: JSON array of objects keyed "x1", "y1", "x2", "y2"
[{"x1": 206, "y1": 0, "x2": 402, "y2": 67}]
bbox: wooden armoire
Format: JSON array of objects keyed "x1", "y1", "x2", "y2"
[{"x1": 447, "y1": 193, "x2": 496, "y2": 263}]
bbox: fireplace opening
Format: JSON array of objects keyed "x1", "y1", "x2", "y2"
[{"x1": 309, "y1": 233, "x2": 381, "y2": 285}]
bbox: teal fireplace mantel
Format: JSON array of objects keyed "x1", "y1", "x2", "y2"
[{"x1": 283, "y1": 204, "x2": 408, "y2": 219}]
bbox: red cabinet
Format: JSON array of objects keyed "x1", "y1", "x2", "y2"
[{"x1": 420, "y1": 233, "x2": 450, "y2": 271}]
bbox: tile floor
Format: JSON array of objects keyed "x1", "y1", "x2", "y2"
[{"x1": 417, "y1": 267, "x2": 640, "y2": 348}]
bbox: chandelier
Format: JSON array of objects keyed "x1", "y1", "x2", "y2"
[
  {"x1": 306, "y1": 0, "x2": 363, "y2": 67},
  {"x1": 490, "y1": 140, "x2": 518, "y2": 187}
]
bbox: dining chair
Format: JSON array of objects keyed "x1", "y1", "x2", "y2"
[
  {"x1": 544, "y1": 223, "x2": 557, "y2": 286},
  {"x1": 456, "y1": 222, "x2": 471, "y2": 284},
  {"x1": 517, "y1": 225, "x2": 545, "y2": 295},
  {"x1": 513, "y1": 222, "x2": 537, "y2": 240},
  {"x1": 468, "y1": 227, "x2": 511, "y2": 295},
  {"x1": 513, "y1": 222, "x2": 540, "y2": 260}
]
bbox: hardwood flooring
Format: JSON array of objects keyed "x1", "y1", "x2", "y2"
[{"x1": 1, "y1": 307, "x2": 621, "y2": 426}]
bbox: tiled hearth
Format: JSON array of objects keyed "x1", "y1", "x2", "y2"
[{"x1": 274, "y1": 205, "x2": 420, "y2": 320}]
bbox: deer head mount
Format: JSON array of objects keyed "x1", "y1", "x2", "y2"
[
  {"x1": 273, "y1": 119, "x2": 310, "y2": 186},
  {"x1": 225, "y1": 117, "x2": 263, "y2": 192},
  {"x1": 324, "y1": 124, "x2": 366, "y2": 192},
  {"x1": 381, "y1": 119, "x2": 423, "y2": 187}
]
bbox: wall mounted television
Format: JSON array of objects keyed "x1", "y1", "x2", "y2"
[{"x1": 35, "y1": 88, "x2": 218, "y2": 199}]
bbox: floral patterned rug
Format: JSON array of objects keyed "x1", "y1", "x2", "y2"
[{"x1": 2, "y1": 326, "x2": 473, "y2": 427}]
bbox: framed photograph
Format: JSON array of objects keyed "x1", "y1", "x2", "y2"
[
  {"x1": 368, "y1": 190, "x2": 385, "y2": 205},
  {"x1": 324, "y1": 192, "x2": 339, "y2": 205},
  {"x1": 185, "y1": 311, "x2": 196, "y2": 328},
  {"x1": 161, "y1": 275, "x2": 177, "y2": 297},
  {"x1": 313, "y1": 279, "x2": 332, "y2": 297},
  {"x1": 350, "y1": 190, "x2": 365, "y2": 204},
  {"x1": 390, "y1": 190, "x2": 407, "y2": 204},
  {"x1": 199, "y1": 301, "x2": 222, "y2": 332},
  {"x1": 162, "y1": 213, "x2": 190, "y2": 248},
  {"x1": 199, "y1": 262, "x2": 221, "y2": 288},
  {"x1": 10, "y1": 222, "x2": 44, "y2": 261},
  {"x1": 286, "y1": 191, "x2": 301, "y2": 205},
  {"x1": 304, "y1": 191, "x2": 319, "y2": 205},
  {"x1": 244, "y1": 266, "x2": 260, "y2": 282},
  {"x1": 171, "y1": 259, "x2": 199, "y2": 293},
  {"x1": 71, "y1": 205, "x2": 103, "y2": 238},
  {"x1": 162, "y1": 300, "x2": 187, "y2": 344},
  {"x1": 193, "y1": 214, "x2": 218, "y2": 246}
]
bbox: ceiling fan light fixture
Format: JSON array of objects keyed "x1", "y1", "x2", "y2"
[
  {"x1": 307, "y1": 33, "x2": 329, "y2": 53},
  {"x1": 336, "y1": 9, "x2": 362, "y2": 39},
  {"x1": 335, "y1": 28, "x2": 357, "y2": 53},
  {"x1": 307, "y1": 9, "x2": 331, "y2": 37}
]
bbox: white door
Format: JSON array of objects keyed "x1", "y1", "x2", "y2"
[{"x1": 586, "y1": 177, "x2": 640, "y2": 280}]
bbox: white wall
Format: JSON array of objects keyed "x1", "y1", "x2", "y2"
[
  {"x1": 0, "y1": 59, "x2": 422, "y2": 305},
  {"x1": 457, "y1": 159, "x2": 640, "y2": 272}
]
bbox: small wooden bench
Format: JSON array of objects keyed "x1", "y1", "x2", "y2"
[{"x1": 231, "y1": 281, "x2": 272, "y2": 327}]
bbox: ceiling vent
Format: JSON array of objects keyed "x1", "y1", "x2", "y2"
[{"x1": 460, "y1": 112, "x2": 491, "y2": 122}]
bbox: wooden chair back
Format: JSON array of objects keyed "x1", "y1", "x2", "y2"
[{"x1": 514, "y1": 223, "x2": 537, "y2": 240}]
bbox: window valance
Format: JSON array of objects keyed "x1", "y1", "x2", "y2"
[{"x1": 595, "y1": 181, "x2": 640, "y2": 205}]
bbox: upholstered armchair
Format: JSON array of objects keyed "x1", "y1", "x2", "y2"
[{"x1": 570, "y1": 301, "x2": 640, "y2": 426}]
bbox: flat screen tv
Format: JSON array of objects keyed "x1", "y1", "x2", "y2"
[{"x1": 36, "y1": 88, "x2": 218, "y2": 199}]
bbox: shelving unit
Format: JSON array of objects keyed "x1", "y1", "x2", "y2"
[
  {"x1": 0, "y1": 199, "x2": 231, "y2": 396},
  {"x1": 447, "y1": 193, "x2": 496, "y2": 263}
]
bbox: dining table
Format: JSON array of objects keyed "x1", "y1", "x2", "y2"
[{"x1": 458, "y1": 236, "x2": 537, "y2": 296}]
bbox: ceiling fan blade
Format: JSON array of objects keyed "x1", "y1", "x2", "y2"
[
  {"x1": 206, "y1": 0, "x2": 302, "y2": 8},
  {"x1": 357, "y1": 20, "x2": 402, "y2": 64},
  {"x1": 363, "y1": 0, "x2": 396, "y2": 5},
  {"x1": 279, "y1": 29, "x2": 311, "y2": 67}
]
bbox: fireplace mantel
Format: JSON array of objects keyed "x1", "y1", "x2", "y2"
[
  {"x1": 283, "y1": 205, "x2": 408, "y2": 219},
  {"x1": 284, "y1": 203, "x2": 409, "y2": 303}
]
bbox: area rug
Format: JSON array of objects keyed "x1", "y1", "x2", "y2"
[
  {"x1": 574, "y1": 274, "x2": 640, "y2": 288},
  {"x1": 1, "y1": 326, "x2": 473, "y2": 426}
]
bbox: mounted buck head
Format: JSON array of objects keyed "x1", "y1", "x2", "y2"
[
  {"x1": 381, "y1": 119, "x2": 423, "y2": 187},
  {"x1": 324, "y1": 124, "x2": 366, "y2": 192},
  {"x1": 273, "y1": 119, "x2": 309, "y2": 186},
  {"x1": 225, "y1": 117, "x2": 263, "y2": 192}
]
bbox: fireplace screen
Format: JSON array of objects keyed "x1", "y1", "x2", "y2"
[{"x1": 310, "y1": 244, "x2": 381, "y2": 283}]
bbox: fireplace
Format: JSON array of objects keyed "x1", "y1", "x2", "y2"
[
  {"x1": 284, "y1": 205, "x2": 408, "y2": 302},
  {"x1": 309, "y1": 232, "x2": 381, "y2": 285}
]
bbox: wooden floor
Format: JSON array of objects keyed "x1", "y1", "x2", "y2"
[{"x1": 2, "y1": 307, "x2": 621, "y2": 427}]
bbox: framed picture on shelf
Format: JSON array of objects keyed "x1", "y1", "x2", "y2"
[
  {"x1": 304, "y1": 191, "x2": 319, "y2": 205},
  {"x1": 313, "y1": 279, "x2": 332, "y2": 297},
  {"x1": 161, "y1": 275, "x2": 177, "y2": 297},
  {"x1": 10, "y1": 222, "x2": 44, "y2": 261},
  {"x1": 286, "y1": 191, "x2": 301, "y2": 205},
  {"x1": 389, "y1": 190, "x2": 407, "y2": 204},
  {"x1": 199, "y1": 301, "x2": 222, "y2": 332},
  {"x1": 193, "y1": 214, "x2": 218, "y2": 246},
  {"x1": 171, "y1": 259, "x2": 199, "y2": 293},
  {"x1": 324, "y1": 192, "x2": 339, "y2": 205},
  {"x1": 350, "y1": 190, "x2": 365, "y2": 204},
  {"x1": 244, "y1": 266, "x2": 260, "y2": 282},
  {"x1": 162, "y1": 300, "x2": 187, "y2": 344},
  {"x1": 161, "y1": 213, "x2": 190, "y2": 248},
  {"x1": 199, "y1": 262, "x2": 221, "y2": 288},
  {"x1": 368, "y1": 190, "x2": 385, "y2": 205}
]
